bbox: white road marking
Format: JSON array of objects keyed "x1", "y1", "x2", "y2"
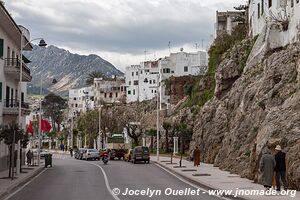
[
  {"x1": 4, "y1": 168, "x2": 47, "y2": 200},
  {"x1": 87, "y1": 162, "x2": 121, "y2": 200},
  {"x1": 154, "y1": 163, "x2": 230, "y2": 200}
]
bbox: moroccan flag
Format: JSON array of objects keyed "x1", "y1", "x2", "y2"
[
  {"x1": 26, "y1": 121, "x2": 33, "y2": 134},
  {"x1": 41, "y1": 119, "x2": 52, "y2": 133}
]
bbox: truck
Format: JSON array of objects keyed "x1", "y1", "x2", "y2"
[{"x1": 106, "y1": 135, "x2": 130, "y2": 160}]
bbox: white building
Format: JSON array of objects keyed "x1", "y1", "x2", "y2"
[
  {"x1": 125, "y1": 62, "x2": 159, "y2": 103},
  {"x1": 125, "y1": 50, "x2": 208, "y2": 105},
  {"x1": 68, "y1": 87, "x2": 94, "y2": 117},
  {"x1": 93, "y1": 77, "x2": 126, "y2": 106},
  {"x1": 0, "y1": 3, "x2": 33, "y2": 171},
  {"x1": 159, "y1": 50, "x2": 208, "y2": 106},
  {"x1": 249, "y1": 0, "x2": 300, "y2": 46}
]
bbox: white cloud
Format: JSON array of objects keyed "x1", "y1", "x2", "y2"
[{"x1": 5, "y1": 0, "x2": 246, "y2": 70}]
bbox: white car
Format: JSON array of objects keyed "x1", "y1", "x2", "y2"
[{"x1": 82, "y1": 149, "x2": 100, "y2": 160}]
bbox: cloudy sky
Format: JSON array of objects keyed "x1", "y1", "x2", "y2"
[{"x1": 5, "y1": 0, "x2": 245, "y2": 72}]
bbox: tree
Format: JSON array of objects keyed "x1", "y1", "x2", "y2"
[
  {"x1": 145, "y1": 129, "x2": 156, "y2": 152},
  {"x1": 162, "y1": 122, "x2": 172, "y2": 153},
  {"x1": 86, "y1": 71, "x2": 104, "y2": 86},
  {"x1": 42, "y1": 93, "x2": 67, "y2": 132},
  {"x1": 0, "y1": 124, "x2": 24, "y2": 178}
]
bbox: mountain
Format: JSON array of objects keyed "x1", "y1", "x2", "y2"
[{"x1": 24, "y1": 45, "x2": 123, "y2": 95}]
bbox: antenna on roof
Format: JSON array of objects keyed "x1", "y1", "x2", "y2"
[
  {"x1": 144, "y1": 50, "x2": 148, "y2": 61},
  {"x1": 180, "y1": 47, "x2": 184, "y2": 52},
  {"x1": 168, "y1": 41, "x2": 171, "y2": 54},
  {"x1": 194, "y1": 43, "x2": 200, "y2": 50}
]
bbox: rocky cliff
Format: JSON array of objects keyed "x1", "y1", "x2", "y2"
[
  {"x1": 190, "y1": 41, "x2": 300, "y2": 190},
  {"x1": 24, "y1": 45, "x2": 123, "y2": 95}
]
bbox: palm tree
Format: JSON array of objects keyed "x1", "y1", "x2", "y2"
[
  {"x1": 162, "y1": 122, "x2": 172, "y2": 153},
  {"x1": 145, "y1": 129, "x2": 156, "y2": 152},
  {"x1": 86, "y1": 71, "x2": 104, "y2": 86}
]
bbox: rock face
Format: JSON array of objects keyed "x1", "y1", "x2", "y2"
[
  {"x1": 24, "y1": 45, "x2": 123, "y2": 95},
  {"x1": 190, "y1": 42, "x2": 300, "y2": 190}
]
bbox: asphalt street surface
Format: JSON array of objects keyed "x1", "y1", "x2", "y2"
[{"x1": 6, "y1": 156, "x2": 222, "y2": 200}]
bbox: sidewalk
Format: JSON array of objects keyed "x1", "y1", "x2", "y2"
[
  {"x1": 0, "y1": 162, "x2": 44, "y2": 199},
  {"x1": 155, "y1": 157, "x2": 299, "y2": 200}
]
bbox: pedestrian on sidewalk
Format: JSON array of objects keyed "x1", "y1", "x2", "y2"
[
  {"x1": 70, "y1": 147, "x2": 73, "y2": 157},
  {"x1": 26, "y1": 149, "x2": 33, "y2": 166},
  {"x1": 259, "y1": 147, "x2": 275, "y2": 190},
  {"x1": 193, "y1": 146, "x2": 200, "y2": 167},
  {"x1": 274, "y1": 145, "x2": 287, "y2": 191}
]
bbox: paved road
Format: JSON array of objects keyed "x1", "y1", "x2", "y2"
[{"x1": 6, "y1": 156, "x2": 222, "y2": 200}]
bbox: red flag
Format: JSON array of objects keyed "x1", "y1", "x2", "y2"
[
  {"x1": 41, "y1": 119, "x2": 52, "y2": 133},
  {"x1": 26, "y1": 121, "x2": 33, "y2": 134}
]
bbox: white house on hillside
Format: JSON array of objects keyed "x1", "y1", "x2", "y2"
[
  {"x1": 68, "y1": 87, "x2": 94, "y2": 118},
  {"x1": 249, "y1": 0, "x2": 300, "y2": 46}
]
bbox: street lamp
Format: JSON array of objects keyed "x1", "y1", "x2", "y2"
[
  {"x1": 18, "y1": 34, "x2": 47, "y2": 172},
  {"x1": 144, "y1": 74, "x2": 160, "y2": 161}
]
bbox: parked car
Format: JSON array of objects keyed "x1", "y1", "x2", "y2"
[
  {"x1": 75, "y1": 148, "x2": 86, "y2": 160},
  {"x1": 124, "y1": 149, "x2": 133, "y2": 162},
  {"x1": 82, "y1": 149, "x2": 100, "y2": 160},
  {"x1": 132, "y1": 146, "x2": 150, "y2": 164}
]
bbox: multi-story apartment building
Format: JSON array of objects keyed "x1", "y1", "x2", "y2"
[
  {"x1": 215, "y1": 10, "x2": 246, "y2": 38},
  {"x1": 68, "y1": 87, "x2": 94, "y2": 117},
  {"x1": 93, "y1": 77, "x2": 126, "y2": 106},
  {"x1": 125, "y1": 50, "x2": 208, "y2": 105},
  {"x1": 248, "y1": 0, "x2": 300, "y2": 46},
  {"x1": 0, "y1": 3, "x2": 33, "y2": 171},
  {"x1": 159, "y1": 50, "x2": 208, "y2": 106},
  {"x1": 125, "y1": 62, "x2": 159, "y2": 103}
]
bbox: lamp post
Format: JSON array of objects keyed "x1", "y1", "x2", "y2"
[
  {"x1": 17, "y1": 34, "x2": 47, "y2": 172},
  {"x1": 143, "y1": 74, "x2": 160, "y2": 161}
]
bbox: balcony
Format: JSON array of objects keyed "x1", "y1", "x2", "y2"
[
  {"x1": 2, "y1": 99, "x2": 31, "y2": 116},
  {"x1": 4, "y1": 58, "x2": 32, "y2": 82}
]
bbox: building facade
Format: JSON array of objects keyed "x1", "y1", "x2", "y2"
[
  {"x1": 249, "y1": 0, "x2": 300, "y2": 46},
  {"x1": 215, "y1": 10, "x2": 246, "y2": 38},
  {"x1": 68, "y1": 87, "x2": 94, "y2": 117},
  {"x1": 0, "y1": 3, "x2": 33, "y2": 171},
  {"x1": 93, "y1": 77, "x2": 126, "y2": 106}
]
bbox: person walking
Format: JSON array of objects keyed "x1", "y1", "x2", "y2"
[
  {"x1": 259, "y1": 148, "x2": 275, "y2": 190},
  {"x1": 193, "y1": 146, "x2": 201, "y2": 167},
  {"x1": 274, "y1": 145, "x2": 287, "y2": 191},
  {"x1": 26, "y1": 149, "x2": 33, "y2": 166},
  {"x1": 70, "y1": 147, "x2": 73, "y2": 157}
]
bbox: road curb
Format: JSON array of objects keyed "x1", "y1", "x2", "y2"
[
  {"x1": 154, "y1": 161, "x2": 247, "y2": 200},
  {"x1": 0, "y1": 166, "x2": 44, "y2": 200}
]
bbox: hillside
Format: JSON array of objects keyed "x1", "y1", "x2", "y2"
[{"x1": 24, "y1": 45, "x2": 123, "y2": 95}]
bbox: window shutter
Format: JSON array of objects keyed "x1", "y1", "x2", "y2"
[{"x1": 0, "y1": 39, "x2": 4, "y2": 58}]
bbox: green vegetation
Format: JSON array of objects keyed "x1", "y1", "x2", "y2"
[{"x1": 184, "y1": 22, "x2": 252, "y2": 108}]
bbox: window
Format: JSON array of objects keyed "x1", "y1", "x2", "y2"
[
  {"x1": 128, "y1": 90, "x2": 131, "y2": 95},
  {"x1": 104, "y1": 93, "x2": 107, "y2": 98},
  {"x1": 150, "y1": 80, "x2": 152, "y2": 84},
  {"x1": 134, "y1": 80, "x2": 139, "y2": 85},
  {"x1": 7, "y1": 46, "x2": 10, "y2": 58},
  {"x1": 133, "y1": 89, "x2": 135, "y2": 95},
  {"x1": 268, "y1": 0, "x2": 272, "y2": 7},
  {"x1": 132, "y1": 72, "x2": 134, "y2": 76},
  {"x1": 121, "y1": 86, "x2": 123, "y2": 92},
  {"x1": 0, "y1": 39, "x2": 3, "y2": 58},
  {"x1": 291, "y1": 0, "x2": 294, "y2": 7},
  {"x1": 153, "y1": 80, "x2": 156, "y2": 84},
  {"x1": 0, "y1": 82, "x2": 2, "y2": 101},
  {"x1": 261, "y1": 0, "x2": 264, "y2": 15},
  {"x1": 116, "y1": 93, "x2": 118, "y2": 98},
  {"x1": 136, "y1": 72, "x2": 138, "y2": 76},
  {"x1": 109, "y1": 93, "x2": 112, "y2": 98},
  {"x1": 73, "y1": 97, "x2": 77, "y2": 100},
  {"x1": 258, "y1": 3, "x2": 260, "y2": 18},
  {"x1": 184, "y1": 66, "x2": 188, "y2": 72},
  {"x1": 297, "y1": 0, "x2": 299, "y2": 4},
  {"x1": 163, "y1": 68, "x2": 171, "y2": 73}
]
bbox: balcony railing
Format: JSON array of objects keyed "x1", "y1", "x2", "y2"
[
  {"x1": 4, "y1": 58, "x2": 32, "y2": 82},
  {"x1": 2, "y1": 99, "x2": 30, "y2": 115}
]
